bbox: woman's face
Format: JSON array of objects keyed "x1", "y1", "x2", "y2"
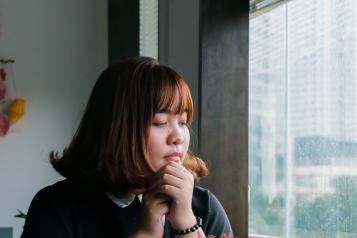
[{"x1": 146, "y1": 110, "x2": 190, "y2": 172}]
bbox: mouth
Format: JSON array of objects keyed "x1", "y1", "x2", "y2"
[{"x1": 163, "y1": 152, "x2": 182, "y2": 162}]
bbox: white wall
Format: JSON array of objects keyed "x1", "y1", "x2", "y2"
[{"x1": 0, "y1": 0, "x2": 107, "y2": 237}]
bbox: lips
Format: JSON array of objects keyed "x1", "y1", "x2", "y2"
[{"x1": 163, "y1": 152, "x2": 182, "y2": 162}]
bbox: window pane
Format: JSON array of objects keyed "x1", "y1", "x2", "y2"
[
  {"x1": 139, "y1": 0, "x2": 158, "y2": 58},
  {"x1": 249, "y1": 0, "x2": 357, "y2": 237},
  {"x1": 249, "y1": 3, "x2": 287, "y2": 237}
]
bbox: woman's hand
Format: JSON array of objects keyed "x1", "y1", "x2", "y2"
[
  {"x1": 149, "y1": 161, "x2": 197, "y2": 230},
  {"x1": 134, "y1": 191, "x2": 170, "y2": 238}
]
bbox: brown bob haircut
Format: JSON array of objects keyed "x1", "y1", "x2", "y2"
[{"x1": 50, "y1": 56, "x2": 208, "y2": 196}]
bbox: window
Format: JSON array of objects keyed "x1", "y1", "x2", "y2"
[
  {"x1": 249, "y1": 0, "x2": 357, "y2": 237},
  {"x1": 139, "y1": 0, "x2": 158, "y2": 58}
]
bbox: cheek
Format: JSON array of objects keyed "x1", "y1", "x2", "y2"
[
  {"x1": 146, "y1": 127, "x2": 191, "y2": 170},
  {"x1": 146, "y1": 129, "x2": 166, "y2": 170},
  {"x1": 147, "y1": 131, "x2": 163, "y2": 156},
  {"x1": 182, "y1": 128, "x2": 190, "y2": 151}
]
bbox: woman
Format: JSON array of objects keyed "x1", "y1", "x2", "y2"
[{"x1": 21, "y1": 57, "x2": 233, "y2": 238}]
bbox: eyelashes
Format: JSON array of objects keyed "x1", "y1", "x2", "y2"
[
  {"x1": 152, "y1": 122, "x2": 166, "y2": 127},
  {"x1": 152, "y1": 121, "x2": 187, "y2": 127},
  {"x1": 178, "y1": 121, "x2": 188, "y2": 126},
  {"x1": 152, "y1": 113, "x2": 188, "y2": 128}
]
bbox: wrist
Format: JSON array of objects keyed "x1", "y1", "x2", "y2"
[
  {"x1": 132, "y1": 224, "x2": 159, "y2": 238},
  {"x1": 174, "y1": 228, "x2": 206, "y2": 238},
  {"x1": 170, "y1": 212, "x2": 196, "y2": 230},
  {"x1": 129, "y1": 229, "x2": 151, "y2": 238},
  {"x1": 172, "y1": 217, "x2": 203, "y2": 237}
]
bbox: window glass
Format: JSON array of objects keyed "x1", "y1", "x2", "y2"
[
  {"x1": 249, "y1": 0, "x2": 357, "y2": 237},
  {"x1": 139, "y1": 0, "x2": 158, "y2": 58}
]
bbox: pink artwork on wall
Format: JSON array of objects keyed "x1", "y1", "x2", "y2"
[
  {"x1": 0, "y1": 81, "x2": 6, "y2": 102},
  {"x1": 0, "y1": 59, "x2": 26, "y2": 138},
  {"x1": 0, "y1": 114, "x2": 10, "y2": 137},
  {"x1": 0, "y1": 68, "x2": 6, "y2": 81}
]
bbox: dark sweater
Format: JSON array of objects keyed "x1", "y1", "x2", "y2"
[{"x1": 21, "y1": 179, "x2": 233, "y2": 238}]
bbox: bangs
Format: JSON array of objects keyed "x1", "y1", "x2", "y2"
[{"x1": 152, "y1": 66, "x2": 193, "y2": 123}]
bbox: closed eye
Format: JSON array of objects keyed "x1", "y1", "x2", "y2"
[
  {"x1": 152, "y1": 122, "x2": 167, "y2": 127},
  {"x1": 178, "y1": 121, "x2": 188, "y2": 127}
]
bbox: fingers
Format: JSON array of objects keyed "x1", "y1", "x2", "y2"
[
  {"x1": 139, "y1": 191, "x2": 170, "y2": 237},
  {"x1": 146, "y1": 162, "x2": 196, "y2": 230},
  {"x1": 147, "y1": 162, "x2": 194, "y2": 202},
  {"x1": 142, "y1": 191, "x2": 170, "y2": 214},
  {"x1": 153, "y1": 162, "x2": 193, "y2": 182},
  {"x1": 155, "y1": 184, "x2": 183, "y2": 199},
  {"x1": 151, "y1": 173, "x2": 184, "y2": 192},
  {"x1": 149, "y1": 165, "x2": 194, "y2": 194},
  {"x1": 143, "y1": 190, "x2": 170, "y2": 206}
]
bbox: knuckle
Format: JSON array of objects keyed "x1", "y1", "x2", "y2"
[
  {"x1": 168, "y1": 161, "x2": 176, "y2": 166},
  {"x1": 162, "y1": 173, "x2": 169, "y2": 180},
  {"x1": 162, "y1": 184, "x2": 170, "y2": 192},
  {"x1": 164, "y1": 162, "x2": 173, "y2": 170},
  {"x1": 189, "y1": 174, "x2": 194, "y2": 183},
  {"x1": 184, "y1": 172, "x2": 194, "y2": 183}
]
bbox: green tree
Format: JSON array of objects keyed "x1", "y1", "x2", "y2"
[{"x1": 294, "y1": 176, "x2": 357, "y2": 235}]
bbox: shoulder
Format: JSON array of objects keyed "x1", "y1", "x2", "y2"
[
  {"x1": 192, "y1": 186, "x2": 234, "y2": 237},
  {"x1": 26, "y1": 179, "x2": 82, "y2": 221},
  {"x1": 31, "y1": 179, "x2": 78, "y2": 205},
  {"x1": 192, "y1": 186, "x2": 211, "y2": 207},
  {"x1": 22, "y1": 180, "x2": 78, "y2": 237},
  {"x1": 192, "y1": 186, "x2": 225, "y2": 215},
  {"x1": 22, "y1": 179, "x2": 111, "y2": 238},
  {"x1": 30, "y1": 178, "x2": 106, "y2": 213},
  {"x1": 35, "y1": 179, "x2": 74, "y2": 195},
  {"x1": 27, "y1": 178, "x2": 106, "y2": 222}
]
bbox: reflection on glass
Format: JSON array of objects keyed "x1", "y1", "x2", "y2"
[{"x1": 249, "y1": 0, "x2": 357, "y2": 237}]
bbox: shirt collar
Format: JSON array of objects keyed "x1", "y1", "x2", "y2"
[
  {"x1": 106, "y1": 193, "x2": 143, "y2": 208},
  {"x1": 107, "y1": 193, "x2": 165, "y2": 225}
]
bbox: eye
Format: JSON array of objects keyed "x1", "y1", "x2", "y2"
[
  {"x1": 178, "y1": 121, "x2": 188, "y2": 127},
  {"x1": 152, "y1": 122, "x2": 167, "y2": 127}
]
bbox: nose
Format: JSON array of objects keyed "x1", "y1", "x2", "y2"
[{"x1": 167, "y1": 126, "x2": 184, "y2": 145}]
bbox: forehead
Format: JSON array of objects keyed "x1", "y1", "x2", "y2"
[
  {"x1": 156, "y1": 91, "x2": 183, "y2": 110},
  {"x1": 155, "y1": 86, "x2": 189, "y2": 114},
  {"x1": 147, "y1": 65, "x2": 193, "y2": 123},
  {"x1": 154, "y1": 110, "x2": 188, "y2": 116}
]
